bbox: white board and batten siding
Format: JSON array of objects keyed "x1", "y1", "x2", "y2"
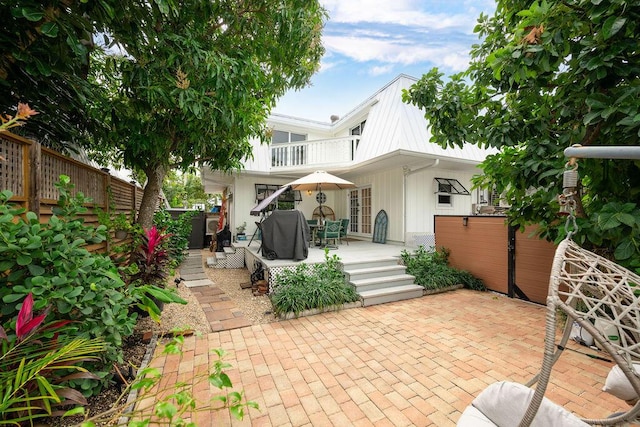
[
  {"x1": 405, "y1": 167, "x2": 477, "y2": 235},
  {"x1": 350, "y1": 168, "x2": 405, "y2": 244}
]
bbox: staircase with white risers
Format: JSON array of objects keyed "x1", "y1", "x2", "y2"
[
  {"x1": 343, "y1": 257, "x2": 423, "y2": 306},
  {"x1": 206, "y1": 246, "x2": 245, "y2": 269}
]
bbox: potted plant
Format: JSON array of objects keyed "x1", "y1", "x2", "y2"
[
  {"x1": 236, "y1": 221, "x2": 247, "y2": 241},
  {"x1": 112, "y1": 213, "x2": 133, "y2": 239}
]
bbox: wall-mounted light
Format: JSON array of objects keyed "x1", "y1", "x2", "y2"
[
  {"x1": 307, "y1": 190, "x2": 313, "y2": 196},
  {"x1": 462, "y1": 216, "x2": 469, "y2": 226}
]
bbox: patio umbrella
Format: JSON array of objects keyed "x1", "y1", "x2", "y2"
[{"x1": 284, "y1": 170, "x2": 355, "y2": 218}]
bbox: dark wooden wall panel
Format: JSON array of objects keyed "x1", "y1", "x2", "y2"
[
  {"x1": 514, "y1": 225, "x2": 557, "y2": 304},
  {"x1": 435, "y1": 216, "x2": 509, "y2": 294}
]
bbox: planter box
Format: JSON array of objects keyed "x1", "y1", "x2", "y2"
[{"x1": 278, "y1": 301, "x2": 363, "y2": 320}]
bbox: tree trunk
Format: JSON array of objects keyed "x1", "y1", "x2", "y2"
[{"x1": 137, "y1": 164, "x2": 167, "y2": 229}]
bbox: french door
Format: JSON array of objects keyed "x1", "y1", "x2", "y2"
[{"x1": 349, "y1": 187, "x2": 372, "y2": 235}]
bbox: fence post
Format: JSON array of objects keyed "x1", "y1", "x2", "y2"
[
  {"x1": 28, "y1": 142, "x2": 41, "y2": 218},
  {"x1": 131, "y1": 181, "x2": 137, "y2": 222},
  {"x1": 507, "y1": 225, "x2": 516, "y2": 298}
]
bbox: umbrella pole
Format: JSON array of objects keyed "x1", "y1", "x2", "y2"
[{"x1": 318, "y1": 184, "x2": 324, "y2": 223}]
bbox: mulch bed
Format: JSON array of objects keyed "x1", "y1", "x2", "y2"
[{"x1": 41, "y1": 332, "x2": 152, "y2": 427}]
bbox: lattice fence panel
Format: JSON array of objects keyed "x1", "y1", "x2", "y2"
[
  {"x1": 40, "y1": 149, "x2": 106, "y2": 206},
  {"x1": 0, "y1": 134, "x2": 28, "y2": 198}
]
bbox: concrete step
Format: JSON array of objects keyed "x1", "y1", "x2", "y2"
[
  {"x1": 180, "y1": 265, "x2": 204, "y2": 274},
  {"x1": 342, "y1": 257, "x2": 399, "y2": 271},
  {"x1": 209, "y1": 248, "x2": 245, "y2": 269},
  {"x1": 206, "y1": 257, "x2": 216, "y2": 268},
  {"x1": 181, "y1": 272, "x2": 208, "y2": 281},
  {"x1": 183, "y1": 278, "x2": 213, "y2": 288},
  {"x1": 359, "y1": 284, "x2": 424, "y2": 307},
  {"x1": 350, "y1": 274, "x2": 416, "y2": 293},
  {"x1": 345, "y1": 265, "x2": 408, "y2": 282}
]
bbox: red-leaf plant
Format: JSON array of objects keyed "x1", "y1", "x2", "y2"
[
  {"x1": 0, "y1": 293, "x2": 105, "y2": 425},
  {"x1": 131, "y1": 226, "x2": 173, "y2": 287}
]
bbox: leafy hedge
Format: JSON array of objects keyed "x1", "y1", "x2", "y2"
[
  {"x1": 0, "y1": 177, "x2": 189, "y2": 395},
  {"x1": 153, "y1": 208, "x2": 197, "y2": 268},
  {"x1": 0, "y1": 177, "x2": 136, "y2": 394}
]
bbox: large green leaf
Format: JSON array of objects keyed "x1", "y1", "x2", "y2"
[
  {"x1": 602, "y1": 16, "x2": 626, "y2": 40},
  {"x1": 40, "y1": 22, "x2": 59, "y2": 38},
  {"x1": 615, "y1": 239, "x2": 636, "y2": 260},
  {"x1": 20, "y1": 7, "x2": 44, "y2": 21}
]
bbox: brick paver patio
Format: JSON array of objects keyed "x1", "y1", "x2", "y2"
[{"x1": 148, "y1": 289, "x2": 629, "y2": 426}]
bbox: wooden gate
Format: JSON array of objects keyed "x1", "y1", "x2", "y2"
[{"x1": 434, "y1": 215, "x2": 556, "y2": 304}]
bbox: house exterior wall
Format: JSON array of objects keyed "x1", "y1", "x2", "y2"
[
  {"x1": 405, "y1": 167, "x2": 478, "y2": 235},
  {"x1": 203, "y1": 74, "x2": 498, "y2": 247},
  {"x1": 227, "y1": 174, "x2": 345, "y2": 239},
  {"x1": 349, "y1": 168, "x2": 405, "y2": 243}
]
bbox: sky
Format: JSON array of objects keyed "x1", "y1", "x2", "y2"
[{"x1": 272, "y1": 0, "x2": 496, "y2": 122}]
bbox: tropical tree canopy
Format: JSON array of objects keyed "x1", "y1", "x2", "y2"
[
  {"x1": 1, "y1": 0, "x2": 326, "y2": 228},
  {"x1": 0, "y1": 0, "x2": 131, "y2": 148},
  {"x1": 90, "y1": 0, "x2": 326, "y2": 227},
  {"x1": 163, "y1": 170, "x2": 213, "y2": 210},
  {"x1": 403, "y1": 0, "x2": 640, "y2": 267}
]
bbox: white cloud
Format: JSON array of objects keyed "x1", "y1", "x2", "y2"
[
  {"x1": 319, "y1": 60, "x2": 339, "y2": 73},
  {"x1": 322, "y1": 0, "x2": 480, "y2": 31},
  {"x1": 323, "y1": 35, "x2": 471, "y2": 71},
  {"x1": 369, "y1": 64, "x2": 394, "y2": 76}
]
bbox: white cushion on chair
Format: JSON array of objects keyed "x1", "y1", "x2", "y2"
[
  {"x1": 459, "y1": 381, "x2": 589, "y2": 427},
  {"x1": 602, "y1": 363, "x2": 640, "y2": 401},
  {"x1": 457, "y1": 405, "x2": 497, "y2": 426}
]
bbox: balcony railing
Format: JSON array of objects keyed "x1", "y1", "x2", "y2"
[{"x1": 271, "y1": 137, "x2": 359, "y2": 169}]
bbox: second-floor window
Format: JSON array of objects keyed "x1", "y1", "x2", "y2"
[
  {"x1": 350, "y1": 121, "x2": 366, "y2": 136},
  {"x1": 272, "y1": 130, "x2": 306, "y2": 144},
  {"x1": 271, "y1": 130, "x2": 307, "y2": 167}
]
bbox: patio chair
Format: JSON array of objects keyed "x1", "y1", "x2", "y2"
[
  {"x1": 307, "y1": 219, "x2": 318, "y2": 247},
  {"x1": 457, "y1": 237, "x2": 640, "y2": 426},
  {"x1": 339, "y1": 218, "x2": 350, "y2": 245},
  {"x1": 319, "y1": 220, "x2": 341, "y2": 249}
]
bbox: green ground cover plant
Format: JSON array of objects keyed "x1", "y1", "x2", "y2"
[
  {"x1": 401, "y1": 246, "x2": 486, "y2": 292},
  {"x1": 270, "y1": 250, "x2": 360, "y2": 317}
]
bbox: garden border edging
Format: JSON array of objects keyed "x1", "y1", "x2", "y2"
[{"x1": 277, "y1": 301, "x2": 363, "y2": 320}]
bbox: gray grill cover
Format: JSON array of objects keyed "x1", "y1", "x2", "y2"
[{"x1": 260, "y1": 210, "x2": 310, "y2": 261}]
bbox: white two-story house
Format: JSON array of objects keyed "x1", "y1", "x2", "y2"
[{"x1": 202, "y1": 74, "x2": 496, "y2": 246}]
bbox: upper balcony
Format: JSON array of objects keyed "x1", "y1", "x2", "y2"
[{"x1": 270, "y1": 136, "x2": 360, "y2": 171}]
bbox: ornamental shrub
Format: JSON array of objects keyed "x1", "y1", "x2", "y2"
[
  {"x1": 153, "y1": 208, "x2": 197, "y2": 267},
  {"x1": 0, "y1": 293, "x2": 106, "y2": 424},
  {"x1": 401, "y1": 245, "x2": 485, "y2": 291},
  {"x1": 270, "y1": 250, "x2": 360, "y2": 317},
  {"x1": 0, "y1": 177, "x2": 137, "y2": 394}
]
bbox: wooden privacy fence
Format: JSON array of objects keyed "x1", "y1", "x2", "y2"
[
  {"x1": 434, "y1": 215, "x2": 557, "y2": 305},
  {"x1": 1, "y1": 131, "x2": 143, "y2": 253}
]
